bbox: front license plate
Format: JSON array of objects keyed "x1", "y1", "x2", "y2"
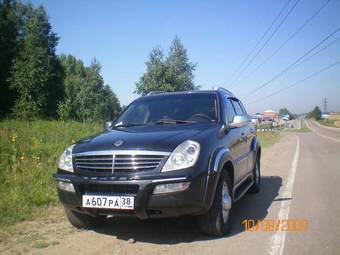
[{"x1": 82, "y1": 195, "x2": 134, "y2": 210}]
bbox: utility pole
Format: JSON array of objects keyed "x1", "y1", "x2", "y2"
[{"x1": 323, "y1": 98, "x2": 328, "y2": 113}]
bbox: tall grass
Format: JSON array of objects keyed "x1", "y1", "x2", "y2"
[
  {"x1": 0, "y1": 120, "x2": 102, "y2": 227},
  {"x1": 318, "y1": 118, "x2": 338, "y2": 128}
]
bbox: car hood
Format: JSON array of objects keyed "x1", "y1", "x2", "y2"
[{"x1": 73, "y1": 123, "x2": 216, "y2": 154}]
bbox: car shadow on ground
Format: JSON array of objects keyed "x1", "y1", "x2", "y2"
[{"x1": 94, "y1": 176, "x2": 282, "y2": 244}]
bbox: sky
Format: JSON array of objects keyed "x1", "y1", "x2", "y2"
[{"x1": 30, "y1": 0, "x2": 340, "y2": 114}]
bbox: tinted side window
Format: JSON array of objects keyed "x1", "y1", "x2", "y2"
[
  {"x1": 231, "y1": 100, "x2": 244, "y2": 115},
  {"x1": 225, "y1": 98, "x2": 235, "y2": 123},
  {"x1": 239, "y1": 101, "x2": 247, "y2": 114}
]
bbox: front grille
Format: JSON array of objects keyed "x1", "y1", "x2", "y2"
[
  {"x1": 75, "y1": 155, "x2": 113, "y2": 173},
  {"x1": 113, "y1": 155, "x2": 164, "y2": 172},
  {"x1": 75, "y1": 151, "x2": 169, "y2": 173}
]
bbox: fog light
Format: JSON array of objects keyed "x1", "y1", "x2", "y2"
[
  {"x1": 57, "y1": 181, "x2": 75, "y2": 192},
  {"x1": 153, "y1": 182, "x2": 190, "y2": 194}
]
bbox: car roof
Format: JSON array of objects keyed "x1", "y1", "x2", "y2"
[{"x1": 145, "y1": 87, "x2": 235, "y2": 98}]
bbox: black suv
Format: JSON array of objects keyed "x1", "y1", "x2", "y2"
[{"x1": 54, "y1": 88, "x2": 261, "y2": 236}]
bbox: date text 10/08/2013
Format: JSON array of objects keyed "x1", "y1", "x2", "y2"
[{"x1": 242, "y1": 219, "x2": 309, "y2": 232}]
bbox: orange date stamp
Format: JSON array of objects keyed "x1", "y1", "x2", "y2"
[{"x1": 242, "y1": 219, "x2": 309, "y2": 232}]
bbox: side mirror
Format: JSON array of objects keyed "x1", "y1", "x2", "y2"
[
  {"x1": 219, "y1": 123, "x2": 229, "y2": 137},
  {"x1": 229, "y1": 115, "x2": 251, "y2": 129},
  {"x1": 104, "y1": 120, "x2": 114, "y2": 131}
]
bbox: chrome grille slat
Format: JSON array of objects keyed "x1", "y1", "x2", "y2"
[
  {"x1": 113, "y1": 165, "x2": 158, "y2": 170},
  {"x1": 76, "y1": 158, "x2": 112, "y2": 161},
  {"x1": 78, "y1": 165, "x2": 113, "y2": 170},
  {"x1": 113, "y1": 161, "x2": 160, "y2": 166},
  {"x1": 75, "y1": 152, "x2": 167, "y2": 173},
  {"x1": 77, "y1": 162, "x2": 113, "y2": 165},
  {"x1": 113, "y1": 158, "x2": 162, "y2": 161}
]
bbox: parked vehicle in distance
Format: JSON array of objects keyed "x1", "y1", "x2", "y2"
[{"x1": 54, "y1": 87, "x2": 261, "y2": 236}]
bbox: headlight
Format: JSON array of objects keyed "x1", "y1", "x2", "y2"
[
  {"x1": 58, "y1": 145, "x2": 75, "y2": 172},
  {"x1": 162, "y1": 140, "x2": 200, "y2": 172}
]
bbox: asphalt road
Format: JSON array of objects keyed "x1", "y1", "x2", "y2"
[
  {"x1": 283, "y1": 119, "x2": 340, "y2": 254},
  {"x1": 4, "y1": 120, "x2": 340, "y2": 255},
  {"x1": 305, "y1": 119, "x2": 340, "y2": 142}
]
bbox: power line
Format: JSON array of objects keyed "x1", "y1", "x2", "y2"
[
  {"x1": 243, "y1": 26, "x2": 340, "y2": 98},
  {"x1": 289, "y1": 36, "x2": 340, "y2": 69},
  {"x1": 249, "y1": 35, "x2": 339, "y2": 81},
  {"x1": 246, "y1": 59, "x2": 340, "y2": 105},
  {"x1": 241, "y1": 0, "x2": 331, "y2": 82},
  {"x1": 222, "y1": 0, "x2": 292, "y2": 87},
  {"x1": 229, "y1": 0, "x2": 301, "y2": 88}
]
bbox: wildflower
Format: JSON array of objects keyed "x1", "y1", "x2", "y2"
[{"x1": 20, "y1": 156, "x2": 24, "y2": 160}]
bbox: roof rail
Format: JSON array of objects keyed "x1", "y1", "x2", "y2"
[
  {"x1": 215, "y1": 87, "x2": 234, "y2": 96},
  {"x1": 146, "y1": 91, "x2": 166, "y2": 96}
]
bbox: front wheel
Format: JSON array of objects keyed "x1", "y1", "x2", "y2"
[
  {"x1": 64, "y1": 206, "x2": 106, "y2": 229},
  {"x1": 198, "y1": 171, "x2": 233, "y2": 236}
]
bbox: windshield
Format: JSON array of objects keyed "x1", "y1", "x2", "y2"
[{"x1": 115, "y1": 93, "x2": 218, "y2": 126}]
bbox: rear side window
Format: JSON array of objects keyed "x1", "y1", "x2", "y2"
[
  {"x1": 231, "y1": 100, "x2": 244, "y2": 116},
  {"x1": 225, "y1": 98, "x2": 235, "y2": 123},
  {"x1": 239, "y1": 101, "x2": 247, "y2": 114}
]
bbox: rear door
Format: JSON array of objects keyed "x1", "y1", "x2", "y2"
[
  {"x1": 230, "y1": 98, "x2": 251, "y2": 182},
  {"x1": 239, "y1": 101, "x2": 256, "y2": 173}
]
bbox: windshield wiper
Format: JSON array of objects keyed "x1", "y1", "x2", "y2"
[
  {"x1": 114, "y1": 119, "x2": 195, "y2": 127},
  {"x1": 155, "y1": 119, "x2": 196, "y2": 125},
  {"x1": 114, "y1": 123, "x2": 147, "y2": 128}
]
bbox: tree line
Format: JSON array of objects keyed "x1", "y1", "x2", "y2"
[
  {"x1": 135, "y1": 36, "x2": 199, "y2": 95},
  {"x1": 278, "y1": 108, "x2": 296, "y2": 120},
  {"x1": 307, "y1": 106, "x2": 322, "y2": 120},
  {"x1": 0, "y1": 0, "x2": 121, "y2": 121},
  {"x1": 279, "y1": 106, "x2": 323, "y2": 120},
  {"x1": 1, "y1": 0, "x2": 197, "y2": 122}
]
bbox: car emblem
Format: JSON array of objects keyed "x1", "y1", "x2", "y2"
[{"x1": 114, "y1": 140, "x2": 123, "y2": 147}]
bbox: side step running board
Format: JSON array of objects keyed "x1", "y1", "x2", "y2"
[{"x1": 234, "y1": 178, "x2": 254, "y2": 202}]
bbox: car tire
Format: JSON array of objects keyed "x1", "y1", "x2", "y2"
[
  {"x1": 248, "y1": 156, "x2": 261, "y2": 193},
  {"x1": 64, "y1": 206, "x2": 106, "y2": 229},
  {"x1": 198, "y1": 171, "x2": 233, "y2": 236}
]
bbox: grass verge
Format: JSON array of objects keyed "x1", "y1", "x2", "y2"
[
  {"x1": 317, "y1": 118, "x2": 337, "y2": 128},
  {"x1": 0, "y1": 120, "x2": 102, "y2": 227},
  {"x1": 257, "y1": 131, "x2": 281, "y2": 148}
]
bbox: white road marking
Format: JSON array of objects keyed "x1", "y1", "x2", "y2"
[
  {"x1": 269, "y1": 135, "x2": 300, "y2": 255},
  {"x1": 305, "y1": 120, "x2": 340, "y2": 143}
]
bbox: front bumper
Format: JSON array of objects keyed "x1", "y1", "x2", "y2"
[{"x1": 54, "y1": 173, "x2": 208, "y2": 219}]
